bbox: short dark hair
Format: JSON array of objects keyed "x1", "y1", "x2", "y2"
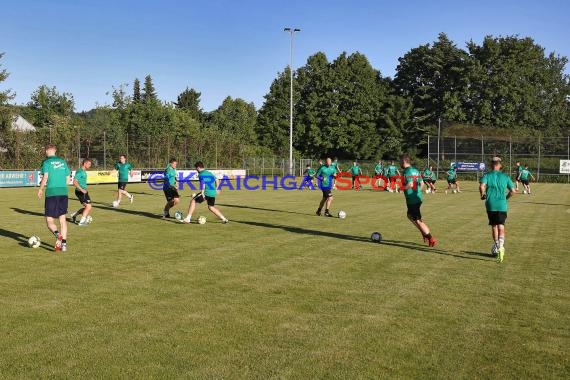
[
  {"x1": 194, "y1": 161, "x2": 205, "y2": 169},
  {"x1": 400, "y1": 154, "x2": 411, "y2": 163},
  {"x1": 120, "y1": 154, "x2": 126, "y2": 159},
  {"x1": 169, "y1": 158, "x2": 177, "y2": 164},
  {"x1": 45, "y1": 143, "x2": 57, "y2": 150},
  {"x1": 82, "y1": 158, "x2": 92, "y2": 165}
]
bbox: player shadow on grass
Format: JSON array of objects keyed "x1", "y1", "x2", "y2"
[
  {"x1": 91, "y1": 201, "x2": 165, "y2": 220},
  {"x1": 0, "y1": 228, "x2": 52, "y2": 251},
  {"x1": 11, "y1": 208, "x2": 44, "y2": 217},
  {"x1": 512, "y1": 200, "x2": 570, "y2": 207},
  {"x1": 216, "y1": 203, "x2": 313, "y2": 216}
]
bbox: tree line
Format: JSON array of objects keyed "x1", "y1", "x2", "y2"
[{"x1": 1, "y1": 33, "x2": 569, "y2": 165}]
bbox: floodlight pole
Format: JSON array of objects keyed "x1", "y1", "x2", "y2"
[{"x1": 284, "y1": 27, "x2": 300, "y2": 176}]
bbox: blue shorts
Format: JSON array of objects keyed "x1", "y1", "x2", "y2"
[{"x1": 45, "y1": 195, "x2": 68, "y2": 218}]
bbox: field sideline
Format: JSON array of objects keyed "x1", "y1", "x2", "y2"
[{"x1": 0, "y1": 181, "x2": 569, "y2": 378}]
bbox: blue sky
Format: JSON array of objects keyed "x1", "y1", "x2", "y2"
[{"x1": 1, "y1": 0, "x2": 569, "y2": 112}]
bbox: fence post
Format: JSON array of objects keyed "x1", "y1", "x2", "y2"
[
  {"x1": 77, "y1": 130, "x2": 81, "y2": 167},
  {"x1": 103, "y1": 131, "x2": 107, "y2": 169},
  {"x1": 454, "y1": 135, "x2": 457, "y2": 164},
  {"x1": 509, "y1": 136, "x2": 512, "y2": 178},
  {"x1": 567, "y1": 135, "x2": 569, "y2": 184},
  {"x1": 147, "y1": 135, "x2": 151, "y2": 168},
  {"x1": 427, "y1": 135, "x2": 430, "y2": 167},
  {"x1": 481, "y1": 136, "x2": 484, "y2": 163},
  {"x1": 537, "y1": 134, "x2": 541, "y2": 182}
]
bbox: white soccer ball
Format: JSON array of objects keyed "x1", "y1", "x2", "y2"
[
  {"x1": 371, "y1": 232, "x2": 382, "y2": 243},
  {"x1": 452, "y1": 189, "x2": 457, "y2": 194},
  {"x1": 86, "y1": 215, "x2": 93, "y2": 224},
  {"x1": 174, "y1": 211, "x2": 183, "y2": 221},
  {"x1": 197, "y1": 216, "x2": 207, "y2": 225},
  {"x1": 338, "y1": 210, "x2": 347, "y2": 219},
  {"x1": 112, "y1": 200, "x2": 119, "y2": 208},
  {"x1": 28, "y1": 235, "x2": 41, "y2": 248},
  {"x1": 523, "y1": 190, "x2": 527, "y2": 194}
]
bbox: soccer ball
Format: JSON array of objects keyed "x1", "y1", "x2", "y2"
[
  {"x1": 523, "y1": 190, "x2": 527, "y2": 194},
  {"x1": 198, "y1": 216, "x2": 207, "y2": 225},
  {"x1": 112, "y1": 200, "x2": 119, "y2": 208},
  {"x1": 86, "y1": 215, "x2": 93, "y2": 224},
  {"x1": 174, "y1": 211, "x2": 183, "y2": 221},
  {"x1": 338, "y1": 210, "x2": 347, "y2": 219},
  {"x1": 371, "y1": 232, "x2": 382, "y2": 243},
  {"x1": 452, "y1": 189, "x2": 457, "y2": 194},
  {"x1": 426, "y1": 189, "x2": 431, "y2": 194},
  {"x1": 28, "y1": 235, "x2": 41, "y2": 248}
]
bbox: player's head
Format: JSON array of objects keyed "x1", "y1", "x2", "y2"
[
  {"x1": 44, "y1": 143, "x2": 57, "y2": 157},
  {"x1": 516, "y1": 161, "x2": 520, "y2": 165},
  {"x1": 194, "y1": 161, "x2": 205, "y2": 172},
  {"x1": 82, "y1": 158, "x2": 92, "y2": 169},
  {"x1": 390, "y1": 160, "x2": 394, "y2": 165},
  {"x1": 491, "y1": 156, "x2": 502, "y2": 170},
  {"x1": 306, "y1": 164, "x2": 311, "y2": 168},
  {"x1": 326, "y1": 157, "x2": 332, "y2": 166},
  {"x1": 399, "y1": 154, "x2": 411, "y2": 168},
  {"x1": 429, "y1": 165, "x2": 433, "y2": 170},
  {"x1": 119, "y1": 154, "x2": 126, "y2": 163},
  {"x1": 169, "y1": 158, "x2": 177, "y2": 168},
  {"x1": 353, "y1": 161, "x2": 357, "y2": 166}
]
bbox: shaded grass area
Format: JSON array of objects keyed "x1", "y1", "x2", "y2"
[{"x1": 0, "y1": 182, "x2": 569, "y2": 378}]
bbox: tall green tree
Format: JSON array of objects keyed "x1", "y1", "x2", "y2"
[
  {"x1": 133, "y1": 78, "x2": 141, "y2": 103},
  {"x1": 28, "y1": 85, "x2": 75, "y2": 128},
  {"x1": 208, "y1": 96, "x2": 257, "y2": 142},
  {"x1": 175, "y1": 87, "x2": 203, "y2": 121},
  {"x1": 0, "y1": 52, "x2": 15, "y2": 105},
  {"x1": 142, "y1": 75, "x2": 157, "y2": 104}
]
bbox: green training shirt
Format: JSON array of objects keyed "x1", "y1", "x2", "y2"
[
  {"x1": 317, "y1": 165, "x2": 336, "y2": 188},
  {"x1": 164, "y1": 165, "x2": 177, "y2": 188},
  {"x1": 422, "y1": 168, "x2": 432, "y2": 179},
  {"x1": 41, "y1": 156, "x2": 71, "y2": 197},
  {"x1": 375, "y1": 163, "x2": 383, "y2": 175},
  {"x1": 199, "y1": 169, "x2": 218, "y2": 198},
  {"x1": 520, "y1": 169, "x2": 531, "y2": 181},
  {"x1": 349, "y1": 165, "x2": 360, "y2": 176},
  {"x1": 387, "y1": 165, "x2": 398, "y2": 177},
  {"x1": 74, "y1": 168, "x2": 88, "y2": 190},
  {"x1": 114, "y1": 162, "x2": 133, "y2": 182},
  {"x1": 480, "y1": 170, "x2": 514, "y2": 212},
  {"x1": 403, "y1": 166, "x2": 423, "y2": 205},
  {"x1": 447, "y1": 169, "x2": 456, "y2": 180}
]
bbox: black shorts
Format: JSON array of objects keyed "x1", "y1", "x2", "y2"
[
  {"x1": 321, "y1": 189, "x2": 333, "y2": 198},
  {"x1": 75, "y1": 189, "x2": 92, "y2": 205},
  {"x1": 423, "y1": 178, "x2": 432, "y2": 184},
  {"x1": 406, "y1": 202, "x2": 422, "y2": 221},
  {"x1": 521, "y1": 179, "x2": 529, "y2": 186},
  {"x1": 432, "y1": 180, "x2": 437, "y2": 185},
  {"x1": 45, "y1": 195, "x2": 68, "y2": 218},
  {"x1": 163, "y1": 185, "x2": 180, "y2": 201},
  {"x1": 118, "y1": 182, "x2": 127, "y2": 190},
  {"x1": 193, "y1": 193, "x2": 216, "y2": 206},
  {"x1": 447, "y1": 179, "x2": 456, "y2": 185},
  {"x1": 487, "y1": 211, "x2": 507, "y2": 226}
]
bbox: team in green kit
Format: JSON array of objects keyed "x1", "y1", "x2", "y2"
[{"x1": 34, "y1": 140, "x2": 522, "y2": 260}]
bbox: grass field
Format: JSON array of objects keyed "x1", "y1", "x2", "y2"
[{"x1": 0, "y1": 180, "x2": 569, "y2": 378}]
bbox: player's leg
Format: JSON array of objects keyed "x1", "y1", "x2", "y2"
[
  {"x1": 45, "y1": 216, "x2": 58, "y2": 237},
  {"x1": 455, "y1": 181, "x2": 461, "y2": 192},
  {"x1": 183, "y1": 196, "x2": 198, "y2": 223},
  {"x1": 324, "y1": 194, "x2": 334, "y2": 217},
  {"x1": 58, "y1": 214, "x2": 68, "y2": 251},
  {"x1": 316, "y1": 191, "x2": 328, "y2": 215},
  {"x1": 122, "y1": 183, "x2": 133, "y2": 203},
  {"x1": 497, "y1": 224, "x2": 505, "y2": 263}
]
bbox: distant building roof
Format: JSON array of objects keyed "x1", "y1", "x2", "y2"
[{"x1": 11, "y1": 115, "x2": 36, "y2": 132}]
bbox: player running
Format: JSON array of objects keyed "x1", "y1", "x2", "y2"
[
  {"x1": 316, "y1": 158, "x2": 337, "y2": 217},
  {"x1": 331, "y1": 157, "x2": 341, "y2": 189},
  {"x1": 374, "y1": 160, "x2": 384, "y2": 188},
  {"x1": 386, "y1": 160, "x2": 400, "y2": 192},
  {"x1": 445, "y1": 164, "x2": 460, "y2": 193},
  {"x1": 349, "y1": 161, "x2": 362, "y2": 189},
  {"x1": 183, "y1": 161, "x2": 229, "y2": 224},
  {"x1": 518, "y1": 165, "x2": 535, "y2": 195},
  {"x1": 37, "y1": 144, "x2": 71, "y2": 252},
  {"x1": 479, "y1": 156, "x2": 515, "y2": 263},
  {"x1": 422, "y1": 165, "x2": 436, "y2": 193},
  {"x1": 71, "y1": 158, "x2": 93, "y2": 226},
  {"x1": 514, "y1": 161, "x2": 523, "y2": 191},
  {"x1": 303, "y1": 164, "x2": 317, "y2": 189},
  {"x1": 162, "y1": 158, "x2": 180, "y2": 218},
  {"x1": 113, "y1": 154, "x2": 134, "y2": 207},
  {"x1": 400, "y1": 154, "x2": 437, "y2": 247}
]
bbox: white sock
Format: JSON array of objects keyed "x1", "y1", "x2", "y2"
[
  {"x1": 498, "y1": 237, "x2": 505, "y2": 248},
  {"x1": 125, "y1": 192, "x2": 132, "y2": 199},
  {"x1": 79, "y1": 217, "x2": 86, "y2": 224}
]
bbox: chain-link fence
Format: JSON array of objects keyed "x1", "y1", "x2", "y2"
[{"x1": 426, "y1": 135, "x2": 570, "y2": 183}]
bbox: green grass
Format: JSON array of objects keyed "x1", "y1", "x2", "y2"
[{"x1": 0, "y1": 181, "x2": 569, "y2": 379}]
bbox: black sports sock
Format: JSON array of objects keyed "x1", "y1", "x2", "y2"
[
  {"x1": 62, "y1": 239, "x2": 67, "y2": 243},
  {"x1": 53, "y1": 230, "x2": 59, "y2": 237}
]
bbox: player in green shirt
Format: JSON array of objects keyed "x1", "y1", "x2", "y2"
[
  {"x1": 349, "y1": 161, "x2": 363, "y2": 190},
  {"x1": 374, "y1": 160, "x2": 384, "y2": 188},
  {"x1": 479, "y1": 156, "x2": 515, "y2": 263},
  {"x1": 316, "y1": 158, "x2": 337, "y2": 217},
  {"x1": 422, "y1": 165, "x2": 436, "y2": 193},
  {"x1": 113, "y1": 154, "x2": 134, "y2": 207},
  {"x1": 514, "y1": 161, "x2": 524, "y2": 191},
  {"x1": 445, "y1": 165, "x2": 461, "y2": 193},
  {"x1": 162, "y1": 158, "x2": 180, "y2": 218},
  {"x1": 400, "y1": 155, "x2": 437, "y2": 247},
  {"x1": 518, "y1": 165, "x2": 535, "y2": 195},
  {"x1": 183, "y1": 161, "x2": 229, "y2": 224},
  {"x1": 386, "y1": 160, "x2": 401, "y2": 192},
  {"x1": 303, "y1": 164, "x2": 317, "y2": 189},
  {"x1": 71, "y1": 158, "x2": 93, "y2": 226},
  {"x1": 331, "y1": 157, "x2": 341, "y2": 189},
  {"x1": 37, "y1": 144, "x2": 71, "y2": 252}
]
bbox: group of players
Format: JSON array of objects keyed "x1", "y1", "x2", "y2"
[
  {"x1": 37, "y1": 144, "x2": 228, "y2": 252},
  {"x1": 37, "y1": 143, "x2": 524, "y2": 261}
]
